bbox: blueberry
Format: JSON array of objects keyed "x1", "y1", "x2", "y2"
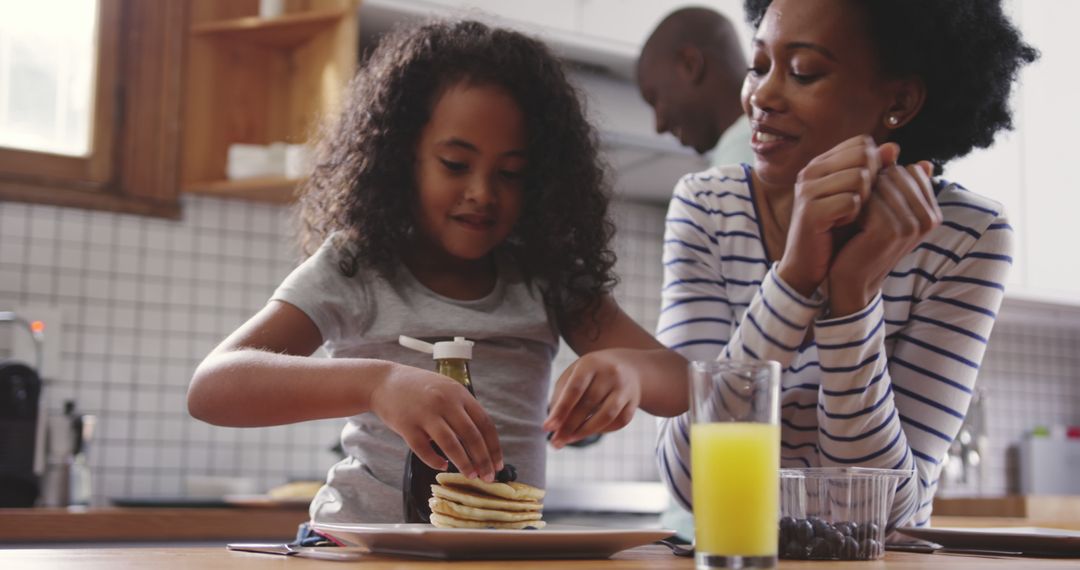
[
  {"x1": 779, "y1": 516, "x2": 796, "y2": 534},
  {"x1": 794, "y1": 519, "x2": 814, "y2": 543},
  {"x1": 856, "y1": 521, "x2": 880, "y2": 540},
  {"x1": 494, "y1": 463, "x2": 517, "y2": 483},
  {"x1": 836, "y1": 521, "x2": 856, "y2": 537},
  {"x1": 840, "y1": 536, "x2": 860, "y2": 559},
  {"x1": 859, "y1": 538, "x2": 883, "y2": 559},
  {"x1": 824, "y1": 528, "x2": 844, "y2": 551},
  {"x1": 808, "y1": 537, "x2": 831, "y2": 559},
  {"x1": 783, "y1": 540, "x2": 805, "y2": 559},
  {"x1": 778, "y1": 516, "x2": 795, "y2": 544},
  {"x1": 809, "y1": 517, "x2": 831, "y2": 538}
]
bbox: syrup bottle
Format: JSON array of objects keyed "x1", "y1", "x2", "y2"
[{"x1": 397, "y1": 335, "x2": 475, "y2": 523}]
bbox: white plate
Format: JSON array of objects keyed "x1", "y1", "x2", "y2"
[
  {"x1": 896, "y1": 526, "x2": 1080, "y2": 556},
  {"x1": 311, "y1": 522, "x2": 675, "y2": 560}
]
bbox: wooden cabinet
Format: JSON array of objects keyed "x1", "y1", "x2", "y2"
[{"x1": 182, "y1": 0, "x2": 358, "y2": 203}]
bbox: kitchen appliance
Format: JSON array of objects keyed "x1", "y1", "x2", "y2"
[
  {"x1": 0, "y1": 311, "x2": 46, "y2": 507},
  {"x1": 938, "y1": 388, "x2": 987, "y2": 495},
  {"x1": 1018, "y1": 435, "x2": 1080, "y2": 495},
  {"x1": 0, "y1": 360, "x2": 42, "y2": 507},
  {"x1": 41, "y1": 400, "x2": 96, "y2": 506}
]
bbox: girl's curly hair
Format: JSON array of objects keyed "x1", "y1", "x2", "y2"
[
  {"x1": 744, "y1": 0, "x2": 1038, "y2": 174},
  {"x1": 297, "y1": 20, "x2": 617, "y2": 330}
]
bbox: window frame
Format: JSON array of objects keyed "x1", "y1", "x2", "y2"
[{"x1": 0, "y1": 0, "x2": 186, "y2": 218}]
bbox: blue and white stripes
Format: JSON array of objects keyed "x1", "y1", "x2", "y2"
[{"x1": 656, "y1": 164, "x2": 1013, "y2": 530}]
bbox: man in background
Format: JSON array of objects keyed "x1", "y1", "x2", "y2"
[
  {"x1": 636, "y1": 7, "x2": 752, "y2": 169},
  {"x1": 637, "y1": 6, "x2": 752, "y2": 542}
]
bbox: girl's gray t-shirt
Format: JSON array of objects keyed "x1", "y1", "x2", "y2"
[{"x1": 271, "y1": 239, "x2": 559, "y2": 523}]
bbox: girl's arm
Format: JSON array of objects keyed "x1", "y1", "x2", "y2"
[
  {"x1": 189, "y1": 300, "x2": 380, "y2": 426},
  {"x1": 544, "y1": 294, "x2": 689, "y2": 447},
  {"x1": 188, "y1": 300, "x2": 503, "y2": 482}
]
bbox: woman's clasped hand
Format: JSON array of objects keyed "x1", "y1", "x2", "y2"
[{"x1": 779, "y1": 135, "x2": 941, "y2": 317}]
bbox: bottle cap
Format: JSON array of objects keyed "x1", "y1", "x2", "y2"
[
  {"x1": 398, "y1": 335, "x2": 474, "y2": 360},
  {"x1": 433, "y1": 337, "x2": 473, "y2": 360}
]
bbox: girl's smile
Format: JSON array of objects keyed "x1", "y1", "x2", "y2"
[{"x1": 451, "y1": 211, "x2": 497, "y2": 231}]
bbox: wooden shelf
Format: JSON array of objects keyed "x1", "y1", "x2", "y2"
[
  {"x1": 191, "y1": 9, "x2": 348, "y2": 48},
  {"x1": 184, "y1": 177, "x2": 303, "y2": 203},
  {"x1": 181, "y1": 1, "x2": 357, "y2": 202}
]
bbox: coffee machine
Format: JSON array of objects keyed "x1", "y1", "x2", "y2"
[{"x1": 0, "y1": 311, "x2": 44, "y2": 507}]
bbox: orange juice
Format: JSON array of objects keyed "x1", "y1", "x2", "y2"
[{"x1": 691, "y1": 422, "x2": 780, "y2": 556}]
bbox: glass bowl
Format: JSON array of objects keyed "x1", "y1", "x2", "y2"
[{"x1": 778, "y1": 467, "x2": 913, "y2": 560}]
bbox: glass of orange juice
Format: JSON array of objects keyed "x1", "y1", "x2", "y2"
[{"x1": 689, "y1": 359, "x2": 780, "y2": 569}]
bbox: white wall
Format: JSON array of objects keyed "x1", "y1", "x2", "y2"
[
  {"x1": 414, "y1": 0, "x2": 754, "y2": 50},
  {"x1": 918, "y1": 1, "x2": 1080, "y2": 303}
]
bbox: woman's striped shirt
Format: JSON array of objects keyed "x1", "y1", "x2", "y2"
[{"x1": 656, "y1": 163, "x2": 1013, "y2": 530}]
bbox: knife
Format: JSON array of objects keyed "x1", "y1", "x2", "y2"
[
  {"x1": 227, "y1": 543, "x2": 366, "y2": 560},
  {"x1": 885, "y1": 542, "x2": 1025, "y2": 557}
]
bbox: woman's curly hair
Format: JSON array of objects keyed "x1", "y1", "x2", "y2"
[
  {"x1": 743, "y1": 0, "x2": 1038, "y2": 174},
  {"x1": 297, "y1": 20, "x2": 616, "y2": 330}
]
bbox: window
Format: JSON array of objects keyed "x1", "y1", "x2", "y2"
[
  {"x1": 0, "y1": 0, "x2": 185, "y2": 218},
  {"x1": 0, "y1": 0, "x2": 99, "y2": 157}
]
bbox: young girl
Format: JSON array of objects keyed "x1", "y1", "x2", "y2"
[
  {"x1": 187, "y1": 20, "x2": 686, "y2": 524},
  {"x1": 656, "y1": 0, "x2": 1036, "y2": 532}
]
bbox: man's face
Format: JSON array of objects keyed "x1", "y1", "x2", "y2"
[{"x1": 637, "y1": 50, "x2": 721, "y2": 154}]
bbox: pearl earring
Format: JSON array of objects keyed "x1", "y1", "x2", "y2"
[{"x1": 887, "y1": 115, "x2": 900, "y2": 127}]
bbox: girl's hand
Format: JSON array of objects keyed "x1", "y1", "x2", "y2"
[
  {"x1": 827, "y1": 161, "x2": 940, "y2": 316},
  {"x1": 370, "y1": 366, "x2": 503, "y2": 482},
  {"x1": 777, "y1": 136, "x2": 887, "y2": 297},
  {"x1": 543, "y1": 349, "x2": 643, "y2": 448}
]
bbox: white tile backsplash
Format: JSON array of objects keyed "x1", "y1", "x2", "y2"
[{"x1": 2, "y1": 195, "x2": 1078, "y2": 505}]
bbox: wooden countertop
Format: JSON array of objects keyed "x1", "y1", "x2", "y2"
[
  {"x1": 931, "y1": 516, "x2": 1080, "y2": 531},
  {"x1": 4, "y1": 507, "x2": 1080, "y2": 544},
  {"x1": 2, "y1": 545, "x2": 1079, "y2": 569},
  {"x1": 0, "y1": 507, "x2": 308, "y2": 543}
]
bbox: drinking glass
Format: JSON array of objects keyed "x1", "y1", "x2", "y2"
[{"x1": 689, "y1": 359, "x2": 780, "y2": 569}]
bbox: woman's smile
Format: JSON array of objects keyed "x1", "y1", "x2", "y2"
[{"x1": 750, "y1": 122, "x2": 798, "y2": 156}]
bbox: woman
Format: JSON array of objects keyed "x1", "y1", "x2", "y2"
[{"x1": 656, "y1": 0, "x2": 1036, "y2": 530}]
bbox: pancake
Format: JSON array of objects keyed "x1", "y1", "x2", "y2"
[
  {"x1": 429, "y1": 497, "x2": 544, "y2": 522},
  {"x1": 430, "y1": 512, "x2": 546, "y2": 530},
  {"x1": 431, "y1": 484, "x2": 543, "y2": 512},
  {"x1": 435, "y1": 473, "x2": 546, "y2": 501},
  {"x1": 267, "y1": 481, "x2": 322, "y2": 500}
]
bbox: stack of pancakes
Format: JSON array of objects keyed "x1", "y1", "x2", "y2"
[{"x1": 428, "y1": 472, "x2": 546, "y2": 529}]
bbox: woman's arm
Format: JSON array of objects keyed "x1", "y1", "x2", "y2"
[
  {"x1": 814, "y1": 199, "x2": 1012, "y2": 528},
  {"x1": 654, "y1": 170, "x2": 831, "y2": 510}
]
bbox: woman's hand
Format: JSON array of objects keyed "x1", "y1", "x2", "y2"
[
  {"x1": 370, "y1": 366, "x2": 503, "y2": 482},
  {"x1": 777, "y1": 135, "x2": 886, "y2": 297},
  {"x1": 827, "y1": 160, "x2": 941, "y2": 317},
  {"x1": 543, "y1": 349, "x2": 644, "y2": 449}
]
